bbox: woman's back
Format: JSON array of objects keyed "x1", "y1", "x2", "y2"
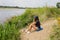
[{"x1": 35, "y1": 20, "x2": 40, "y2": 27}]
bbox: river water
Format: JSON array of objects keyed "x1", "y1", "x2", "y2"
[{"x1": 0, "y1": 8, "x2": 26, "y2": 24}]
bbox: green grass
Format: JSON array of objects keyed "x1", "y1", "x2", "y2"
[
  {"x1": 50, "y1": 17, "x2": 60, "y2": 40},
  {"x1": 50, "y1": 24, "x2": 60, "y2": 40},
  {"x1": 0, "y1": 23, "x2": 20, "y2": 40},
  {"x1": 0, "y1": 7, "x2": 60, "y2": 40}
]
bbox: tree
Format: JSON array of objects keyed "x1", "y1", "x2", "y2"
[{"x1": 56, "y1": 2, "x2": 60, "y2": 8}]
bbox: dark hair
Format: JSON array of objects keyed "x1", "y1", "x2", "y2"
[{"x1": 34, "y1": 16, "x2": 39, "y2": 22}]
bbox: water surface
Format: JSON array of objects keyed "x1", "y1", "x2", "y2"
[{"x1": 0, "y1": 8, "x2": 25, "y2": 24}]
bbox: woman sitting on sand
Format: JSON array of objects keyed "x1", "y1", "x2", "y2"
[{"x1": 25, "y1": 16, "x2": 41, "y2": 33}]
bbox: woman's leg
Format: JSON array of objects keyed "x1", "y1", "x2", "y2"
[
  {"x1": 27, "y1": 24, "x2": 32, "y2": 32},
  {"x1": 32, "y1": 25, "x2": 37, "y2": 31},
  {"x1": 28, "y1": 24, "x2": 37, "y2": 32}
]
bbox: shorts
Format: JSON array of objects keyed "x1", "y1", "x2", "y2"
[{"x1": 36, "y1": 26, "x2": 43, "y2": 31}]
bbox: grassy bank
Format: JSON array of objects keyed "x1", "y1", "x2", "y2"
[
  {"x1": 50, "y1": 17, "x2": 60, "y2": 40},
  {"x1": 0, "y1": 7, "x2": 60, "y2": 40}
]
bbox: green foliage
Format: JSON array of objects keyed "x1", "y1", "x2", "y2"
[
  {"x1": 0, "y1": 23, "x2": 20, "y2": 40},
  {"x1": 50, "y1": 17, "x2": 60, "y2": 40},
  {"x1": 18, "y1": 9, "x2": 33, "y2": 28},
  {"x1": 56, "y1": 2, "x2": 60, "y2": 8},
  {"x1": 50, "y1": 25, "x2": 60, "y2": 40}
]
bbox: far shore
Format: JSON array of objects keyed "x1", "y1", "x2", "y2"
[{"x1": 0, "y1": 6, "x2": 41, "y2": 9}]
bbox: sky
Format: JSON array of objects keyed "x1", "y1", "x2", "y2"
[{"x1": 0, "y1": 0, "x2": 60, "y2": 7}]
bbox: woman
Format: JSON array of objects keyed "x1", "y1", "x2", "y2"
[{"x1": 25, "y1": 16, "x2": 41, "y2": 33}]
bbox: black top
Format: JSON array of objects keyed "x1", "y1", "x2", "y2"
[{"x1": 35, "y1": 20, "x2": 40, "y2": 27}]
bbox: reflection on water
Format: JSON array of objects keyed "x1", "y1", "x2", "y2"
[{"x1": 0, "y1": 8, "x2": 25, "y2": 24}]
